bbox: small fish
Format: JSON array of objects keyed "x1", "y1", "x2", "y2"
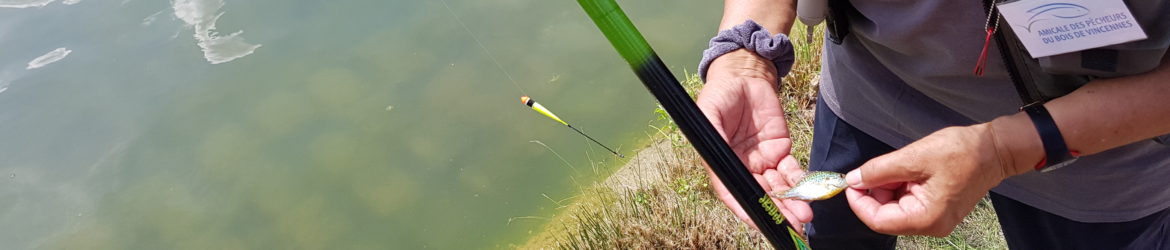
[{"x1": 769, "y1": 171, "x2": 847, "y2": 201}]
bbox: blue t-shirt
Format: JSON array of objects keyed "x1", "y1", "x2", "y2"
[{"x1": 819, "y1": 0, "x2": 1170, "y2": 223}]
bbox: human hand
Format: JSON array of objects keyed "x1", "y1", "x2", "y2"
[
  {"x1": 844, "y1": 121, "x2": 1036, "y2": 236},
  {"x1": 696, "y1": 49, "x2": 812, "y2": 232}
]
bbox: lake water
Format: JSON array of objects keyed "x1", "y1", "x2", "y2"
[{"x1": 0, "y1": 0, "x2": 720, "y2": 248}]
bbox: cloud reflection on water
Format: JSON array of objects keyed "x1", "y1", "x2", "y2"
[
  {"x1": 0, "y1": 0, "x2": 56, "y2": 8},
  {"x1": 171, "y1": 0, "x2": 260, "y2": 64}
]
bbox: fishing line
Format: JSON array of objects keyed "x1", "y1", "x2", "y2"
[{"x1": 438, "y1": 0, "x2": 527, "y2": 95}]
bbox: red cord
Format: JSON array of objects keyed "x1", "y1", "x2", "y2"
[{"x1": 973, "y1": 27, "x2": 994, "y2": 76}]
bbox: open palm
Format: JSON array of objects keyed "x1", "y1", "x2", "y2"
[{"x1": 696, "y1": 74, "x2": 812, "y2": 232}]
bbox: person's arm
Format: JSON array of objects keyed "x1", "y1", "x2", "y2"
[
  {"x1": 995, "y1": 53, "x2": 1170, "y2": 175},
  {"x1": 720, "y1": 0, "x2": 796, "y2": 33},
  {"x1": 845, "y1": 53, "x2": 1170, "y2": 236},
  {"x1": 696, "y1": 0, "x2": 805, "y2": 231},
  {"x1": 709, "y1": 0, "x2": 797, "y2": 88}
]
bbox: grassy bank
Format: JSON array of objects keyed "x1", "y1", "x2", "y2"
[{"x1": 521, "y1": 23, "x2": 1006, "y2": 249}]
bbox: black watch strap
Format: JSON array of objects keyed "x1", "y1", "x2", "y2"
[{"x1": 1022, "y1": 103, "x2": 1077, "y2": 172}]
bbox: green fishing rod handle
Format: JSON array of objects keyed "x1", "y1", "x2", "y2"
[{"x1": 574, "y1": 0, "x2": 810, "y2": 249}]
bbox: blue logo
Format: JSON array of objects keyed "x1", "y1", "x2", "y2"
[{"x1": 1022, "y1": 3, "x2": 1090, "y2": 32}]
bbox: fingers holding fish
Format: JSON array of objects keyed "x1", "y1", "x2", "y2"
[
  {"x1": 763, "y1": 167, "x2": 814, "y2": 224},
  {"x1": 768, "y1": 171, "x2": 847, "y2": 201}
]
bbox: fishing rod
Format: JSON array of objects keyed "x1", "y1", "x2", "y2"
[
  {"x1": 521, "y1": 96, "x2": 625, "y2": 158},
  {"x1": 573, "y1": 0, "x2": 808, "y2": 249}
]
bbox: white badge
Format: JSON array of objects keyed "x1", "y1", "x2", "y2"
[{"x1": 997, "y1": 0, "x2": 1147, "y2": 58}]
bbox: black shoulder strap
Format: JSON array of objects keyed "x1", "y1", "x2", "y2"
[{"x1": 826, "y1": 0, "x2": 857, "y2": 45}]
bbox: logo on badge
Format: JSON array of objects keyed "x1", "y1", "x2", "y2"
[{"x1": 1022, "y1": 3, "x2": 1090, "y2": 32}]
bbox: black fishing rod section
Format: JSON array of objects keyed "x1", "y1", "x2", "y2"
[{"x1": 573, "y1": 0, "x2": 809, "y2": 249}]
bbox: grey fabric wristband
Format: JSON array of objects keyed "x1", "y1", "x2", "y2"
[{"x1": 698, "y1": 20, "x2": 795, "y2": 84}]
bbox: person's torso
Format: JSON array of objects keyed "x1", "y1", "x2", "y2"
[{"x1": 818, "y1": 0, "x2": 1170, "y2": 222}]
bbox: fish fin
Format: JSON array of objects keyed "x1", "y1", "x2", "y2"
[
  {"x1": 768, "y1": 189, "x2": 791, "y2": 199},
  {"x1": 775, "y1": 190, "x2": 804, "y2": 200}
]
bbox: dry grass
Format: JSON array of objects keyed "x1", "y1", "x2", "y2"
[
  {"x1": 520, "y1": 140, "x2": 768, "y2": 249},
  {"x1": 780, "y1": 20, "x2": 824, "y2": 166},
  {"x1": 521, "y1": 22, "x2": 1006, "y2": 250},
  {"x1": 898, "y1": 198, "x2": 1006, "y2": 250}
]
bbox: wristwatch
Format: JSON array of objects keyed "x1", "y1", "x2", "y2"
[{"x1": 1022, "y1": 102, "x2": 1079, "y2": 172}]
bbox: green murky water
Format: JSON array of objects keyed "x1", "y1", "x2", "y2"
[{"x1": 0, "y1": 0, "x2": 719, "y2": 248}]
